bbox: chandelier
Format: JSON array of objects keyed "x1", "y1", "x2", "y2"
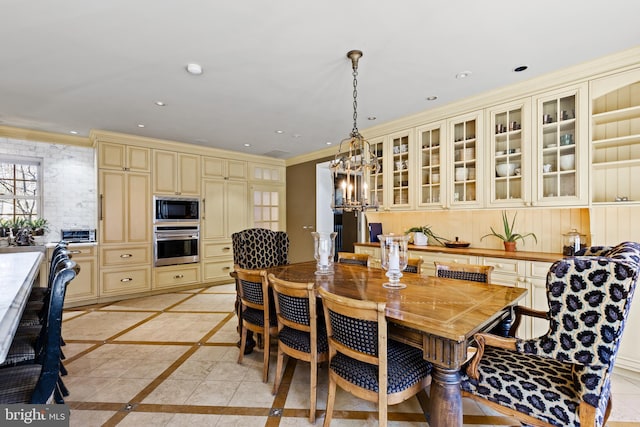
[{"x1": 330, "y1": 50, "x2": 380, "y2": 213}]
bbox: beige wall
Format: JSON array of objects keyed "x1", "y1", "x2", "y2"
[{"x1": 365, "y1": 208, "x2": 591, "y2": 254}]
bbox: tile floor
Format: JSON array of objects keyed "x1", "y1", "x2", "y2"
[{"x1": 60, "y1": 283, "x2": 640, "y2": 426}]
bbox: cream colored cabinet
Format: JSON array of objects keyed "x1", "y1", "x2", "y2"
[
  {"x1": 99, "y1": 245, "x2": 152, "y2": 297},
  {"x1": 154, "y1": 263, "x2": 201, "y2": 290},
  {"x1": 388, "y1": 130, "x2": 413, "y2": 209},
  {"x1": 49, "y1": 244, "x2": 98, "y2": 306},
  {"x1": 203, "y1": 156, "x2": 247, "y2": 181},
  {"x1": 408, "y1": 250, "x2": 478, "y2": 277},
  {"x1": 416, "y1": 122, "x2": 446, "y2": 208},
  {"x1": 250, "y1": 162, "x2": 285, "y2": 184},
  {"x1": 533, "y1": 83, "x2": 589, "y2": 206},
  {"x1": 486, "y1": 99, "x2": 532, "y2": 207},
  {"x1": 447, "y1": 110, "x2": 483, "y2": 208},
  {"x1": 590, "y1": 68, "x2": 640, "y2": 205},
  {"x1": 201, "y1": 240, "x2": 234, "y2": 283},
  {"x1": 153, "y1": 150, "x2": 201, "y2": 196},
  {"x1": 98, "y1": 142, "x2": 150, "y2": 172},
  {"x1": 367, "y1": 136, "x2": 385, "y2": 209},
  {"x1": 99, "y1": 170, "x2": 151, "y2": 244},
  {"x1": 355, "y1": 245, "x2": 381, "y2": 268}
]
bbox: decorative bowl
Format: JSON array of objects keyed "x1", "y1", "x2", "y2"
[
  {"x1": 496, "y1": 163, "x2": 516, "y2": 177},
  {"x1": 559, "y1": 154, "x2": 575, "y2": 171}
]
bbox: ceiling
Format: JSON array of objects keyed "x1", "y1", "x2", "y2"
[{"x1": 1, "y1": 1, "x2": 638, "y2": 159}]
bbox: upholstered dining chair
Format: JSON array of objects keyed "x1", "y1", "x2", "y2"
[
  {"x1": 337, "y1": 252, "x2": 369, "y2": 266},
  {"x1": 434, "y1": 261, "x2": 493, "y2": 283},
  {"x1": 235, "y1": 267, "x2": 278, "y2": 382},
  {"x1": 318, "y1": 286, "x2": 432, "y2": 427},
  {"x1": 231, "y1": 228, "x2": 289, "y2": 353},
  {"x1": 0, "y1": 259, "x2": 78, "y2": 404},
  {"x1": 461, "y1": 241, "x2": 640, "y2": 427},
  {"x1": 268, "y1": 274, "x2": 328, "y2": 423},
  {"x1": 404, "y1": 257, "x2": 423, "y2": 274}
]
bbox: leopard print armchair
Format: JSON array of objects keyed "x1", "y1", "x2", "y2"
[{"x1": 461, "y1": 241, "x2": 640, "y2": 427}]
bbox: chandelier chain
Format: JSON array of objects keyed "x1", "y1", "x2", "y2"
[{"x1": 352, "y1": 69, "x2": 359, "y2": 135}]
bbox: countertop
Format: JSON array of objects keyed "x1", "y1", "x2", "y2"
[{"x1": 354, "y1": 242, "x2": 564, "y2": 263}]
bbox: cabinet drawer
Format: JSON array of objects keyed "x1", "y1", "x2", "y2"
[
  {"x1": 409, "y1": 251, "x2": 476, "y2": 266},
  {"x1": 202, "y1": 259, "x2": 234, "y2": 282},
  {"x1": 154, "y1": 264, "x2": 201, "y2": 289},
  {"x1": 202, "y1": 241, "x2": 233, "y2": 259},
  {"x1": 528, "y1": 261, "x2": 553, "y2": 279},
  {"x1": 101, "y1": 246, "x2": 151, "y2": 267},
  {"x1": 101, "y1": 267, "x2": 151, "y2": 295},
  {"x1": 67, "y1": 245, "x2": 96, "y2": 258},
  {"x1": 481, "y1": 257, "x2": 525, "y2": 276}
]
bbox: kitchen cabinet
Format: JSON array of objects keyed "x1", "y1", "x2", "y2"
[
  {"x1": 153, "y1": 150, "x2": 201, "y2": 196},
  {"x1": 486, "y1": 99, "x2": 532, "y2": 207},
  {"x1": 590, "y1": 68, "x2": 640, "y2": 205},
  {"x1": 367, "y1": 136, "x2": 385, "y2": 209},
  {"x1": 532, "y1": 83, "x2": 589, "y2": 206},
  {"x1": 447, "y1": 111, "x2": 483, "y2": 208},
  {"x1": 201, "y1": 241, "x2": 234, "y2": 282},
  {"x1": 98, "y1": 142, "x2": 150, "y2": 172},
  {"x1": 98, "y1": 245, "x2": 152, "y2": 297},
  {"x1": 416, "y1": 122, "x2": 446, "y2": 208},
  {"x1": 47, "y1": 244, "x2": 98, "y2": 307},
  {"x1": 154, "y1": 263, "x2": 201, "y2": 290},
  {"x1": 410, "y1": 250, "x2": 478, "y2": 277},
  {"x1": 202, "y1": 156, "x2": 247, "y2": 180}
]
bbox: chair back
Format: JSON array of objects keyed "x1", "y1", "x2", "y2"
[
  {"x1": 404, "y1": 258, "x2": 423, "y2": 274},
  {"x1": 31, "y1": 259, "x2": 78, "y2": 403},
  {"x1": 232, "y1": 228, "x2": 289, "y2": 269},
  {"x1": 435, "y1": 261, "x2": 493, "y2": 283},
  {"x1": 337, "y1": 252, "x2": 369, "y2": 267},
  {"x1": 235, "y1": 267, "x2": 270, "y2": 312},
  {"x1": 269, "y1": 275, "x2": 316, "y2": 333}
]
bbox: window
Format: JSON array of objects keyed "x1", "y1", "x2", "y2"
[{"x1": 0, "y1": 157, "x2": 42, "y2": 221}]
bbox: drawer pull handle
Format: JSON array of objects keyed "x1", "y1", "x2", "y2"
[
  {"x1": 222, "y1": 247, "x2": 231, "y2": 251},
  {"x1": 496, "y1": 263, "x2": 503, "y2": 268},
  {"x1": 120, "y1": 254, "x2": 133, "y2": 258},
  {"x1": 174, "y1": 274, "x2": 184, "y2": 279},
  {"x1": 223, "y1": 266, "x2": 231, "y2": 270},
  {"x1": 120, "y1": 277, "x2": 133, "y2": 282},
  {"x1": 70, "y1": 250, "x2": 81, "y2": 254}
]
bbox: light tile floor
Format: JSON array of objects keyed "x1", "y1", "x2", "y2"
[{"x1": 61, "y1": 283, "x2": 640, "y2": 426}]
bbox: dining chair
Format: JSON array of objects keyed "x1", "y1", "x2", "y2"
[
  {"x1": 318, "y1": 286, "x2": 432, "y2": 427},
  {"x1": 337, "y1": 252, "x2": 369, "y2": 266},
  {"x1": 0, "y1": 259, "x2": 78, "y2": 404},
  {"x1": 434, "y1": 261, "x2": 493, "y2": 283},
  {"x1": 268, "y1": 274, "x2": 328, "y2": 423},
  {"x1": 461, "y1": 241, "x2": 640, "y2": 427},
  {"x1": 231, "y1": 228, "x2": 289, "y2": 354},
  {"x1": 235, "y1": 267, "x2": 278, "y2": 382},
  {"x1": 403, "y1": 257, "x2": 423, "y2": 274}
]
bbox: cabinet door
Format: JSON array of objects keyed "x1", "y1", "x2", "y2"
[
  {"x1": 417, "y1": 122, "x2": 445, "y2": 208},
  {"x1": 99, "y1": 143, "x2": 150, "y2": 172},
  {"x1": 65, "y1": 257, "x2": 97, "y2": 303},
  {"x1": 100, "y1": 170, "x2": 127, "y2": 243},
  {"x1": 153, "y1": 150, "x2": 178, "y2": 194},
  {"x1": 202, "y1": 179, "x2": 226, "y2": 239},
  {"x1": 487, "y1": 99, "x2": 531, "y2": 207},
  {"x1": 367, "y1": 136, "x2": 385, "y2": 209},
  {"x1": 178, "y1": 153, "x2": 201, "y2": 195},
  {"x1": 127, "y1": 172, "x2": 151, "y2": 243},
  {"x1": 533, "y1": 84, "x2": 588, "y2": 206},
  {"x1": 388, "y1": 130, "x2": 413, "y2": 209},
  {"x1": 448, "y1": 111, "x2": 483, "y2": 207},
  {"x1": 590, "y1": 68, "x2": 640, "y2": 205},
  {"x1": 227, "y1": 180, "x2": 248, "y2": 236}
]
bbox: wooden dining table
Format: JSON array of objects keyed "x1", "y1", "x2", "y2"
[{"x1": 268, "y1": 261, "x2": 528, "y2": 427}]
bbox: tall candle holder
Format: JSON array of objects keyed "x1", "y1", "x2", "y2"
[
  {"x1": 378, "y1": 233, "x2": 410, "y2": 289},
  {"x1": 312, "y1": 232, "x2": 337, "y2": 275}
]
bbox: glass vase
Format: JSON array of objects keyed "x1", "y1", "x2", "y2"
[
  {"x1": 378, "y1": 233, "x2": 410, "y2": 289},
  {"x1": 312, "y1": 231, "x2": 337, "y2": 275}
]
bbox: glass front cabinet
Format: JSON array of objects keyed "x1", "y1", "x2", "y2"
[
  {"x1": 367, "y1": 136, "x2": 385, "y2": 209},
  {"x1": 447, "y1": 111, "x2": 483, "y2": 208},
  {"x1": 487, "y1": 99, "x2": 531, "y2": 207},
  {"x1": 417, "y1": 122, "x2": 445, "y2": 208},
  {"x1": 533, "y1": 83, "x2": 589, "y2": 206}
]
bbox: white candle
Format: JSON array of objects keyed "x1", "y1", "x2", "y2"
[
  {"x1": 363, "y1": 181, "x2": 368, "y2": 202},
  {"x1": 341, "y1": 180, "x2": 347, "y2": 201},
  {"x1": 319, "y1": 239, "x2": 330, "y2": 267},
  {"x1": 388, "y1": 243, "x2": 400, "y2": 271},
  {"x1": 347, "y1": 183, "x2": 353, "y2": 202}
]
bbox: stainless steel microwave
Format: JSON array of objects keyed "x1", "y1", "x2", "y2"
[{"x1": 154, "y1": 196, "x2": 200, "y2": 223}]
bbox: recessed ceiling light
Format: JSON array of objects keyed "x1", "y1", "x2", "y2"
[
  {"x1": 137, "y1": 124, "x2": 145, "y2": 128},
  {"x1": 426, "y1": 96, "x2": 438, "y2": 101},
  {"x1": 69, "y1": 130, "x2": 78, "y2": 135},
  {"x1": 455, "y1": 71, "x2": 472, "y2": 79},
  {"x1": 326, "y1": 142, "x2": 332, "y2": 145},
  {"x1": 513, "y1": 65, "x2": 528, "y2": 72},
  {"x1": 186, "y1": 63, "x2": 203, "y2": 75},
  {"x1": 275, "y1": 130, "x2": 285, "y2": 134},
  {"x1": 367, "y1": 116, "x2": 377, "y2": 121},
  {"x1": 292, "y1": 133, "x2": 301, "y2": 138},
  {"x1": 155, "y1": 101, "x2": 166, "y2": 106}
]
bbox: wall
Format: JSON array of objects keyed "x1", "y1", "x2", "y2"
[
  {"x1": 365, "y1": 207, "x2": 590, "y2": 254},
  {"x1": 0, "y1": 138, "x2": 96, "y2": 242}
]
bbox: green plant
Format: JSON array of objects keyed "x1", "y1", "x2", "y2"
[
  {"x1": 29, "y1": 218, "x2": 49, "y2": 236},
  {"x1": 481, "y1": 211, "x2": 537, "y2": 244},
  {"x1": 405, "y1": 225, "x2": 449, "y2": 246}
]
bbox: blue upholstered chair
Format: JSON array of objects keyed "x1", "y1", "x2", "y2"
[
  {"x1": 461, "y1": 241, "x2": 640, "y2": 427},
  {"x1": 403, "y1": 257, "x2": 423, "y2": 274},
  {"x1": 337, "y1": 252, "x2": 369, "y2": 266},
  {"x1": 434, "y1": 261, "x2": 493, "y2": 283},
  {"x1": 269, "y1": 274, "x2": 328, "y2": 423},
  {"x1": 318, "y1": 286, "x2": 432, "y2": 427},
  {"x1": 0, "y1": 259, "x2": 78, "y2": 404}
]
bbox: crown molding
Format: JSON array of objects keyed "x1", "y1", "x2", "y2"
[{"x1": 0, "y1": 126, "x2": 91, "y2": 147}]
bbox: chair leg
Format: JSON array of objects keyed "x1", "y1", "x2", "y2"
[
  {"x1": 58, "y1": 376, "x2": 69, "y2": 396},
  {"x1": 272, "y1": 347, "x2": 285, "y2": 394},
  {"x1": 262, "y1": 328, "x2": 270, "y2": 383},
  {"x1": 238, "y1": 323, "x2": 247, "y2": 364},
  {"x1": 323, "y1": 377, "x2": 336, "y2": 427},
  {"x1": 309, "y1": 359, "x2": 317, "y2": 423}
]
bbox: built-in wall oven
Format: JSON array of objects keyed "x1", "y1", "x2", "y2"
[{"x1": 154, "y1": 225, "x2": 199, "y2": 267}]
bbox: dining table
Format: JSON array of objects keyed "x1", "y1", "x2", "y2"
[
  {"x1": 0, "y1": 251, "x2": 45, "y2": 364},
  {"x1": 268, "y1": 260, "x2": 528, "y2": 427}
]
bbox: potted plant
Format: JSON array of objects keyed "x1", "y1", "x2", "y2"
[
  {"x1": 405, "y1": 225, "x2": 448, "y2": 246},
  {"x1": 481, "y1": 211, "x2": 537, "y2": 251},
  {"x1": 29, "y1": 218, "x2": 49, "y2": 236},
  {"x1": 0, "y1": 218, "x2": 9, "y2": 238}
]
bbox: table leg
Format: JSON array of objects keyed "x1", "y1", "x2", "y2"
[{"x1": 428, "y1": 366, "x2": 462, "y2": 427}]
